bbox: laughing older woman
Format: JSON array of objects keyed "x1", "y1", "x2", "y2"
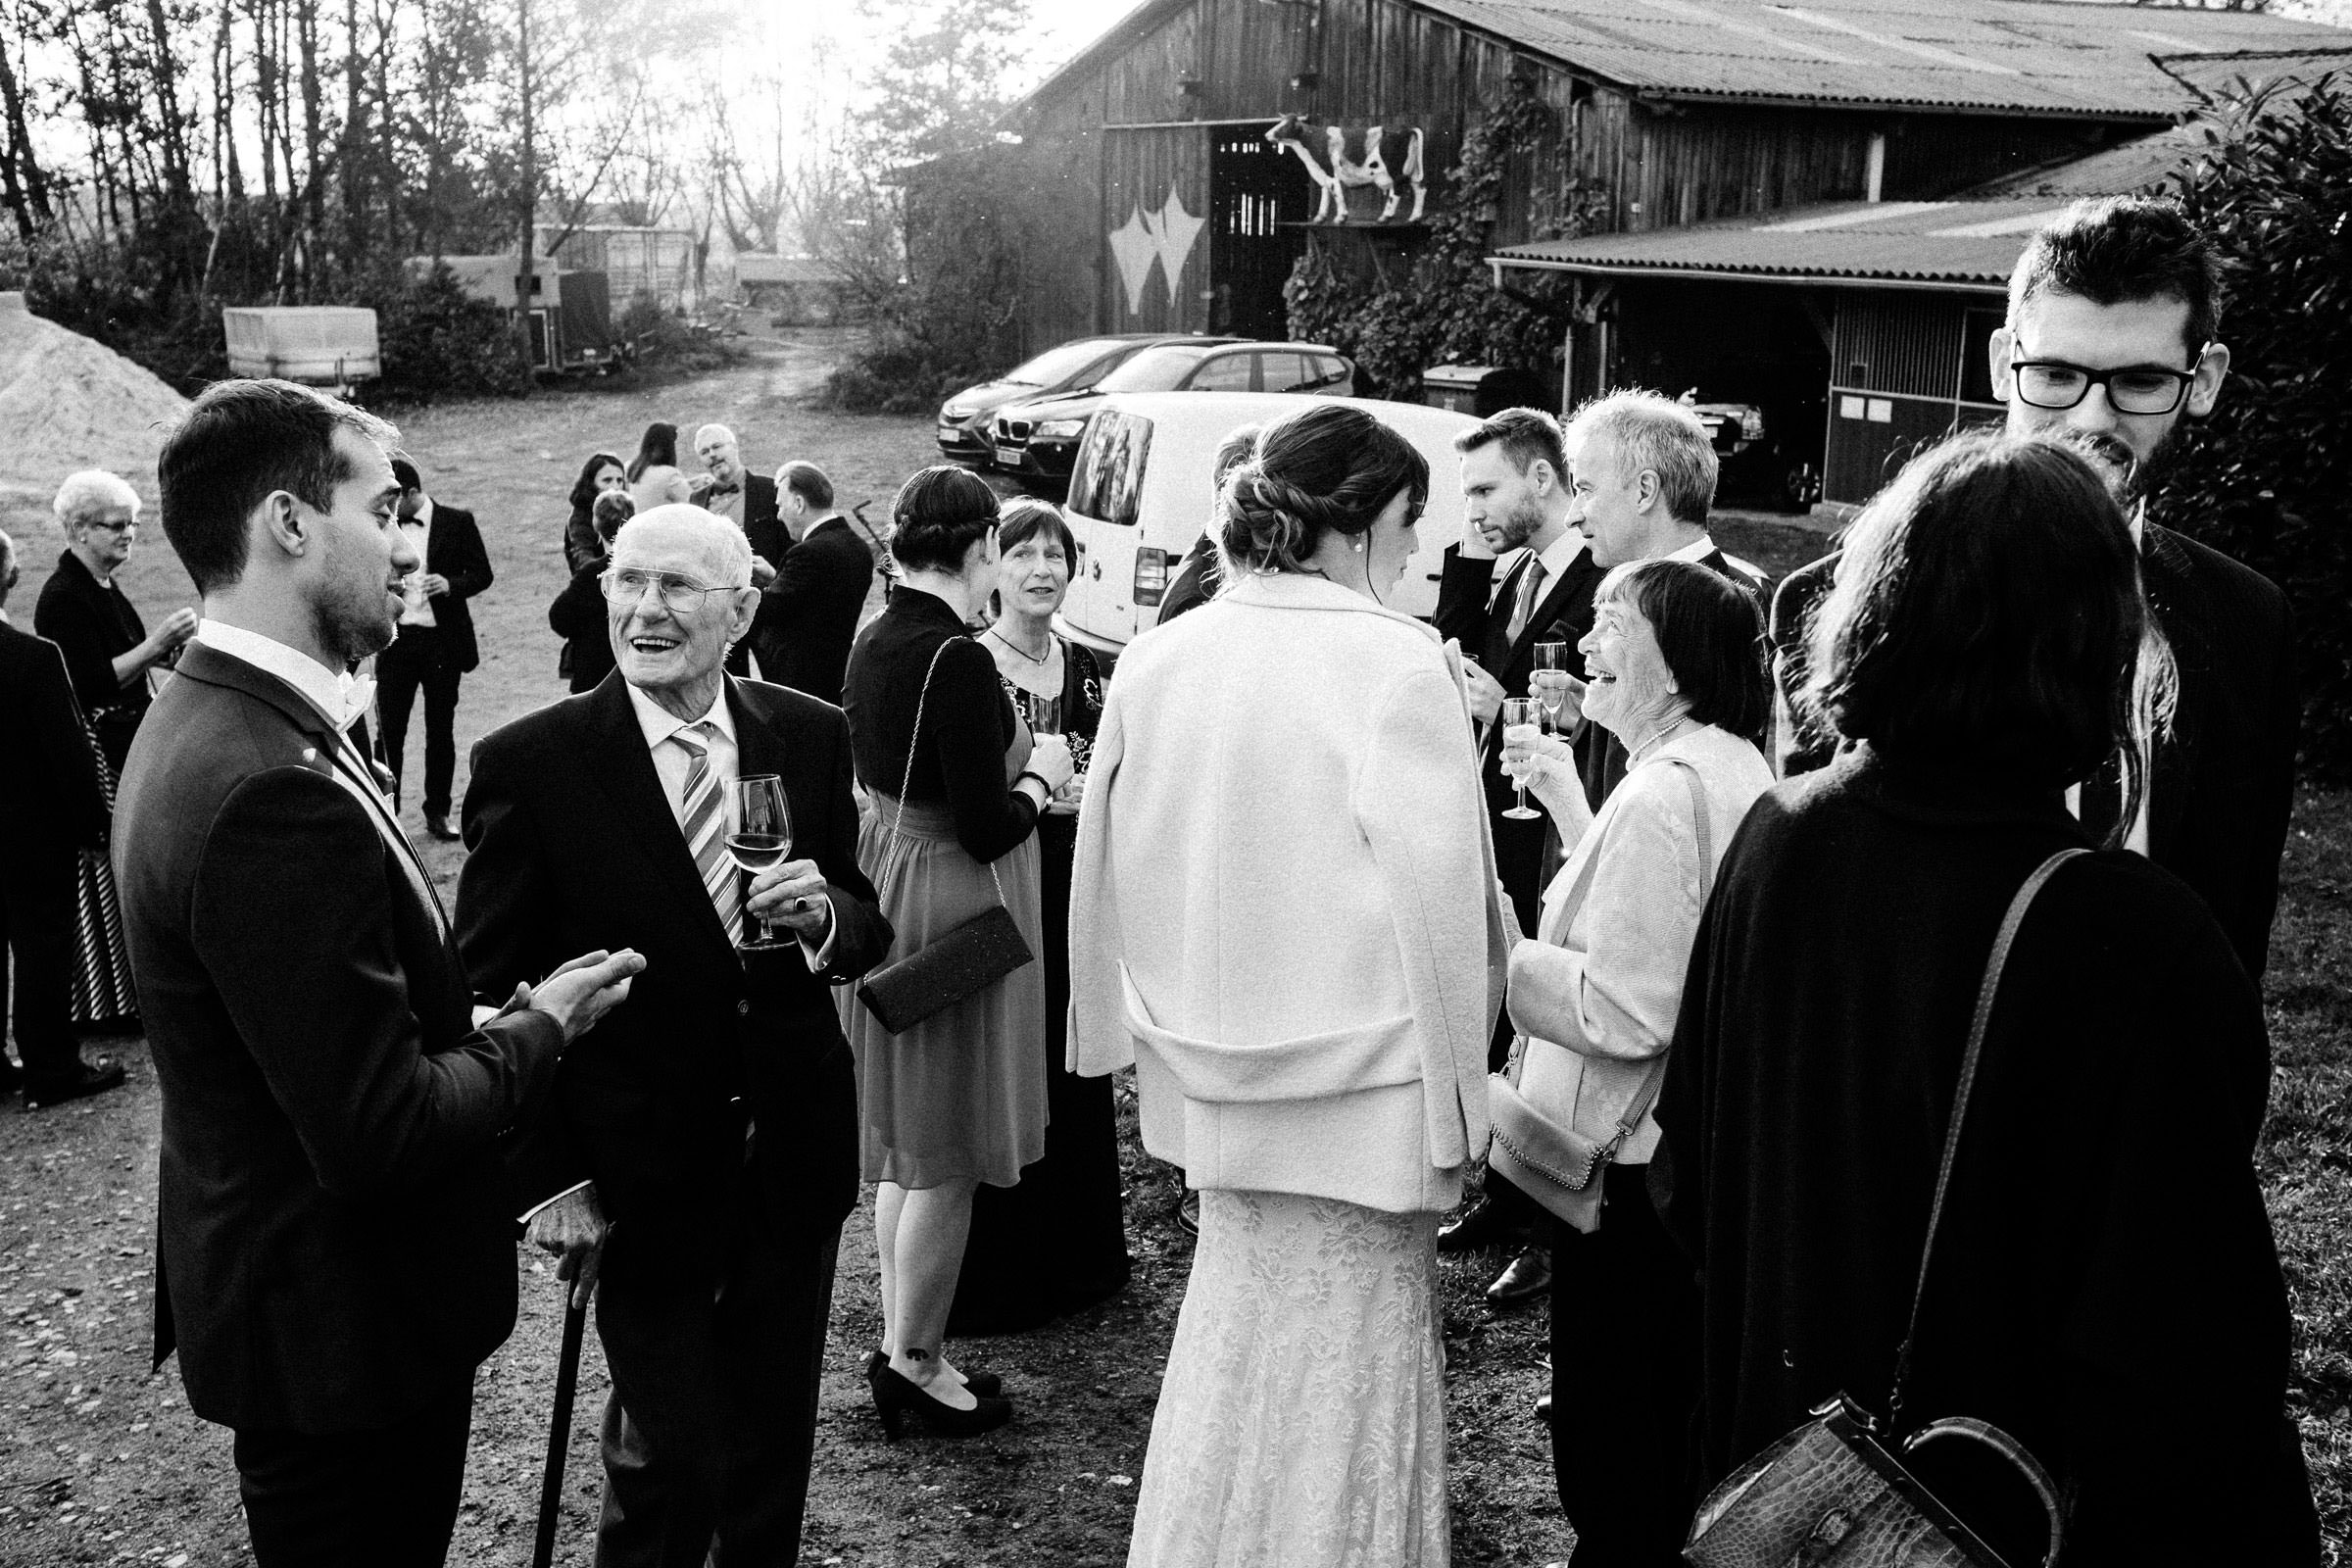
[{"x1": 1492, "y1": 556, "x2": 1772, "y2": 1568}]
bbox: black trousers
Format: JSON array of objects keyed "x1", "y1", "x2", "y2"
[
  {"x1": 0, "y1": 844, "x2": 84, "y2": 1083},
  {"x1": 231, "y1": 1374, "x2": 475, "y2": 1568},
  {"x1": 592, "y1": 1221, "x2": 841, "y2": 1568},
  {"x1": 1550, "y1": 1161, "x2": 1697, "y2": 1568},
  {"x1": 376, "y1": 626, "x2": 465, "y2": 817}
]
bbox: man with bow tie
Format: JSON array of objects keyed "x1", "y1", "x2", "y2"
[
  {"x1": 692, "y1": 423, "x2": 780, "y2": 552},
  {"x1": 376, "y1": 453, "x2": 493, "y2": 841},
  {"x1": 113, "y1": 378, "x2": 644, "y2": 1568}
]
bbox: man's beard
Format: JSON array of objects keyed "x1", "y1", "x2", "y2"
[
  {"x1": 2055, "y1": 421, "x2": 2184, "y2": 512},
  {"x1": 314, "y1": 577, "x2": 397, "y2": 665},
  {"x1": 1488, "y1": 494, "x2": 1546, "y2": 552}
]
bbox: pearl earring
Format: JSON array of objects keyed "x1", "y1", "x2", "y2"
[{"x1": 1351, "y1": 536, "x2": 1364, "y2": 552}]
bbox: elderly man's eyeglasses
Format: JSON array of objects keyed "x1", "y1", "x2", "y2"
[
  {"x1": 600, "y1": 567, "x2": 746, "y2": 614},
  {"x1": 2008, "y1": 357, "x2": 2202, "y2": 416}
]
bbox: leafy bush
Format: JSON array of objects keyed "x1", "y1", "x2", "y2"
[
  {"x1": 613, "y1": 295, "x2": 752, "y2": 379},
  {"x1": 360, "y1": 264, "x2": 533, "y2": 404},
  {"x1": 2152, "y1": 73, "x2": 2352, "y2": 776}
]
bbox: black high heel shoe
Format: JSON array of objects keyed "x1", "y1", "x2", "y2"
[
  {"x1": 864, "y1": 1349, "x2": 1001, "y2": 1397},
  {"x1": 869, "y1": 1362, "x2": 1012, "y2": 1441}
]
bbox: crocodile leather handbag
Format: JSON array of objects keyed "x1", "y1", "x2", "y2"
[
  {"x1": 855, "y1": 639, "x2": 1035, "y2": 1035},
  {"x1": 1682, "y1": 849, "x2": 2085, "y2": 1568}
]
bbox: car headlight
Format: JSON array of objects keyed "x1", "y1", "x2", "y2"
[
  {"x1": 1036, "y1": 418, "x2": 1088, "y2": 439},
  {"x1": 942, "y1": 405, "x2": 977, "y2": 421}
]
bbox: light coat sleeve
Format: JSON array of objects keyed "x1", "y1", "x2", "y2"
[
  {"x1": 1507, "y1": 775, "x2": 1700, "y2": 1064},
  {"x1": 1353, "y1": 658, "x2": 1501, "y2": 1173},
  {"x1": 1065, "y1": 673, "x2": 1133, "y2": 1077}
]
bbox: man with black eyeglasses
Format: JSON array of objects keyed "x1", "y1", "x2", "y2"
[{"x1": 1772, "y1": 197, "x2": 2298, "y2": 991}]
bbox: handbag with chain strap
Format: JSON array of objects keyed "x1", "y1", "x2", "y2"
[
  {"x1": 855, "y1": 638, "x2": 1036, "y2": 1034},
  {"x1": 1681, "y1": 848, "x2": 2086, "y2": 1568}
]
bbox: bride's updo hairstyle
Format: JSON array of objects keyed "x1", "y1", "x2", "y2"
[
  {"x1": 888, "y1": 464, "x2": 1002, "y2": 576},
  {"x1": 1218, "y1": 403, "x2": 1429, "y2": 577}
]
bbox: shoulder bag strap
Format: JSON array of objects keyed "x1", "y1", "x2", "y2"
[
  {"x1": 1886, "y1": 847, "x2": 2089, "y2": 1430},
  {"x1": 882, "y1": 636, "x2": 1010, "y2": 909},
  {"x1": 1601, "y1": 756, "x2": 1714, "y2": 1150}
]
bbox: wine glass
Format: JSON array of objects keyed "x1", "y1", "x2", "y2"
[
  {"x1": 727, "y1": 774, "x2": 794, "y2": 949},
  {"x1": 1500, "y1": 698, "x2": 1543, "y2": 819},
  {"x1": 1023, "y1": 689, "x2": 1059, "y2": 736},
  {"x1": 1531, "y1": 641, "x2": 1572, "y2": 734}
]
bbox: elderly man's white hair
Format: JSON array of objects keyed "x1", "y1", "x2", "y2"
[
  {"x1": 612, "y1": 502, "x2": 755, "y2": 586},
  {"x1": 694, "y1": 423, "x2": 738, "y2": 450},
  {"x1": 53, "y1": 469, "x2": 140, "y2": 530}
]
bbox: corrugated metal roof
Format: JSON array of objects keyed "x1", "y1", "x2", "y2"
[
  {"x1": 1488, "y1": 197, "x2": 2084, "y2": 285},
  {"x1": 2154, "y1": 45, "x2": 2352, "y2": 101},
  {"x1": 1412, "y1": 0, "x2": 2347, "y2": 116}
]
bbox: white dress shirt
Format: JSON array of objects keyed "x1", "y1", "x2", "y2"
[
  {"x1": 1494, "y1": 528, "x2": 1590, "y2": 618},
  {"x1": 399, "y1": 497, "x2": 436, "y2": 628},
  {"x1": 623, "y1": 678, "x2": 836, "y2": 967}
]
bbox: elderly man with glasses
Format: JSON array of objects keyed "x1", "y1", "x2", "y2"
[
  {"x1": 456, "y1": 502, "x2": 890, "y2": 1568},
  {"x1": 1770, "y1": 196, "x2": 2299, "y2": 996}
]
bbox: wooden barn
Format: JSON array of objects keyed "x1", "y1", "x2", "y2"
[{"x1": 961, "y1": 0, "x2": 2342, "y2": 373}]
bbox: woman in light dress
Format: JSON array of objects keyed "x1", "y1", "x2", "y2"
[{"x1": 1070, "y1": 403, "x2": 1506, "y2": 1568}]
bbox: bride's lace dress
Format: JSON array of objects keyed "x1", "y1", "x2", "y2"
[{"x1": 1126, "y1": 1189, "x2": 1449, "y2": 1568}]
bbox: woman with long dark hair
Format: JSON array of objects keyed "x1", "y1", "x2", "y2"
[
  {"x1": 563, "y1": 450, "x2": 626, "y2": 573},
  {"x1": 1657, "y1": 431, "x2": 2314, "y2": 1564},
  {"x1": 1070, "y1": 402, "x2": 1501, "y2": 1566},
  {"x1": 626, "y1": 422, "x2": 689, "y2": 513}
]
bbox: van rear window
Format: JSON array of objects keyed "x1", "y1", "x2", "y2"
[{"x1": 1070, "y1": 411, "x2": 1152, "y2": 528}]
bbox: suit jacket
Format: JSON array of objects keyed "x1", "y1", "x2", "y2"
[
  {"x1": 1768, "y1": 526, "x2": 2295, "y2": 982},
  {"x1": 111, "y1": 641, "x2": 563, "y2": 1433},
  {"x1": 455, "y1": 673, "x2": 891, "y2": 1278},
  {"x1": 403, "y1": 503, "x2": 493, "y2": 671},
  {"x1": 748, "y1": 515, "x2": 874, "y2": 708},
  {"x1": 1432, "y1": 540, "x2": 1607, "y2": 926},
  {"x1": 721, "y1": 472, "x2": 781, "y2": 537},
  {"x1": 1155, "y1": 533, "x2": 1222, "y2": 624},
  {"x1": 548, "y1": 561, "x2": 616, "y2": 694},
  {"x1": 0, "y1": 619, "x2": 111, "y2": 856}
]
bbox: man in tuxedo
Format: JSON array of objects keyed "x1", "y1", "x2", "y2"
[
  {"x1": 376, "y1": 453, "x2": 493, "y2": 840},
  {"x1": 1432, "y1": 407, "x2": 1605, "y2": 1308},
  {"x1": 0, "y1": 528, "x2": 123, "y2": 1106},
  {"x1": 1562, "y1": 390, "x2": 1769, "y2": 807},
  {"x1": 693, "y1": 423, "x2": 779, "y2": 543},
  {"x1": 457, "y1": 502, "x2": 890, "y2": 1567},
  {"x1": 1773, "y1": 198, "x2": 2296, "y2": 986},
  {"x1": 748, "y1": 460, "x2": 873, "y2": 707},
  {"x1": 113, "y1": 377, "x2": 641, "y2": 1567}
]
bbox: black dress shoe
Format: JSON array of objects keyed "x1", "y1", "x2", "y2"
[
  {"x1": 24, "y1": 1058, "x2": 126, "y2": 1111},
  {"x1": 1484, "y1": 1245, "x2": 1551, "y2": 1309},
  {"x1": 1438, "y1": 1197, "x2": 1517, "y2": 1253},
  {"x1": 869, "y1": 1364, "x2": 1012, "y2": 1441},
  {"x1": 423, "y1": 813, "x2": 461, "y2": 842},
  {"x1": 864, "y1": 1350, "x2": 1000, "y2": 1398}
]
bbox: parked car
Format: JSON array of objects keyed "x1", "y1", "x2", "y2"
[
  {"x1": 992, "y1": 341, "x2": 1354, "y2": 485},
  {"x1": 1054, "y1": 391, "x2": 1471, "y2": 666},
  {"x1": 1683, "y1": 390, "x2": 1826, "y2": 513},
  {"x1": 935, "y1": 334, "x2": 1234, "y2": 466}
]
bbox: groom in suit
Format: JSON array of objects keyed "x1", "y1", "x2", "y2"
[
  {"x1": 457, "y1": 502, "x2": 889, "y2": 1567},
  {"x1": 114, "y1": 378, "x2": 642, "y2": 1567}
]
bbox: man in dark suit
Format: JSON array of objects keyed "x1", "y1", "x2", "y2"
[
  {"x1": 746, "y1": 460, "x2": 873, "y2": 707},
  {"x1": 113, "y1": 378, "x2": 640, "y2": 1567},
  {"x1": 457, "y1": 502, "x2": 890, "y2": 1567},
  {"x1": 1431, "y1": 407, "x2": 1605, "y2": 1308},
  {"x1": 1774, "y1": 197, "x2": 2296, "y2": 986},
  {"x1": 0, "y1": 527, "x2": 123, "y2": 1106},
  {"x1": 376, "y1": 453, "x2": 493, "y2": 840},
  {"x1": 692, "y1": 422, "x2": 779, "y2": 544}
]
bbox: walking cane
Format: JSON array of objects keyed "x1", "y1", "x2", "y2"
[{"x1": 532, "y1": 1247, "x2": 598, "y2": 1568}]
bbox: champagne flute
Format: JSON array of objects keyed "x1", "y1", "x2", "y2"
[
  {"x1": 1531, "y1": 641, "x2": 1571, "y2": 734},
  {"x1": 1500, "y1": 698, "x2": 1543, "y2": 819},
  {"x1": 727, "y1": 773, "x2": 794, "y2": 949}
]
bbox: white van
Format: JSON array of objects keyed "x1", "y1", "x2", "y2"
[{"x1": 1054, "y1": 391, "x2": 1477, "y2": 663}]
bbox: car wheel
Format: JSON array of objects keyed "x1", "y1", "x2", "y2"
[{"x1": 1782, "y1": 459, "x2": 1823, "y2": 513}]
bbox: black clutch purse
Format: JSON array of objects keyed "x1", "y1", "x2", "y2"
[{"x1": 854, "y1": 639, "x2": 1036, "y2": 1035}]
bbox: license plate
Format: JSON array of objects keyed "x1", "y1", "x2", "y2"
[{"x1": 996, "y1": 444, "x2": 1024, "y2": 466}]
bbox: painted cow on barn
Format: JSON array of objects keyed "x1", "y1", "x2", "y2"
[{"x1": 1266, "y1": 115, "x2": 1428, "y2": 223}]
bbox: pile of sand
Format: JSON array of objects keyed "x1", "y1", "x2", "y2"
[{"x1": 0, "y1": 290, "x2": 188, "y2": 522}]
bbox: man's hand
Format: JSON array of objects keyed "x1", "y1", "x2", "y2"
[
  {"x1": 749, "y1": 553, "x2": 778, "y2": 589},
  {"x1": 747, "y1": 859, "x2": 833, "y2": 941},
  {"x1": 1462, "y1": 659, "x2": 1505, "y2": 726},
  {"x1": 522, "y1": 949, "x2": 647, "y2": 1043},
  {"x1": 525, "y1": 1185, "x2": 609, "y2": 1309},
  {"x1": 416, "y1": 571, "x2": 452, "y2": 598}
]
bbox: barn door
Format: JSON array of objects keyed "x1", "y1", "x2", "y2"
[{"x1": 1210, "y1": 127, "x2": 1307, "y2": 340}]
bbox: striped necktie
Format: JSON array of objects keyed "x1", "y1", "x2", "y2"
[{"x1": 671, "y1": 722, "x2": 744, "y2": 945}]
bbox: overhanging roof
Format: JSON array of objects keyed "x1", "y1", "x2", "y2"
[
  {"x1": 1016, "y1": 0, "x2": 2346, "y2": 124},
  {"x1": 1486, "y1": 197, "x2": 2084, "y2": 292}
]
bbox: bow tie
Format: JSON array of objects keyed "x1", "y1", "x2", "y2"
[
  {"x1": 706, "y1": 482, "x2": 742, "y2": 499},
  {"x1": 336, "y1": 673, "x2": 376, "y2": 731}
]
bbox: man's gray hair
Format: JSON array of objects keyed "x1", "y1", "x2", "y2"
[
  {"x1": 613, "y1": 503, "x2": 755, "y2": 586},
  {"x1": 53, "y1": 469, "x2": 141, "y2": 531},
  {"x1": 694, "y1": 423, "x2": 738, "y2": 450},
  {"x1": 1566, "y1": 389, "x2": 1719, "y2": 526}
]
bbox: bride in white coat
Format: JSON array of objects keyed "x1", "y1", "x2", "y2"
[{"x1": 1069, "y1": 402, "x2": 1508, "y2": 1568}]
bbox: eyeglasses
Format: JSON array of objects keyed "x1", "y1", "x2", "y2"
[
  {"x1": 600, "y1": 567, "x2": 747, "y2": 614},
  {"x1": 2008, "y1": 356, "x2": 2204, "y2": 416},
  {"x1": 82, "y1": 517, "x2": 138, "y2": 535}
]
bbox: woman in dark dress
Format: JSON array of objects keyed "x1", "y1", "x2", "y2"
[
  {"x1": 1655, "y1": 432, "x2": 2317, "y2": 1565},
  {"x1": 838, "y1": 467, "x2": 1076, "y2": 1438},
  {"x1": 550, "y1": 490, "x2": 632, "y2": 692},
  {"x1": 35, "y1": 470, "x2": 196, "y2": 1030},
  {"x1": 563, "y1": 449, "x2": 627, "y2": 573},
  {"x1": 950, "y1": 498, "x2": 1131, "y2": 1335}
]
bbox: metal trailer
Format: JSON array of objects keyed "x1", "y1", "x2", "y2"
[{"x1": 220, "y1": 307, "x2": 382, "y2": 393}]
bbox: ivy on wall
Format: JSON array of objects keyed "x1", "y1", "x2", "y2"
[{"x1": 1283, "y1": 76, "x2": 1610, "y2": 400}]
